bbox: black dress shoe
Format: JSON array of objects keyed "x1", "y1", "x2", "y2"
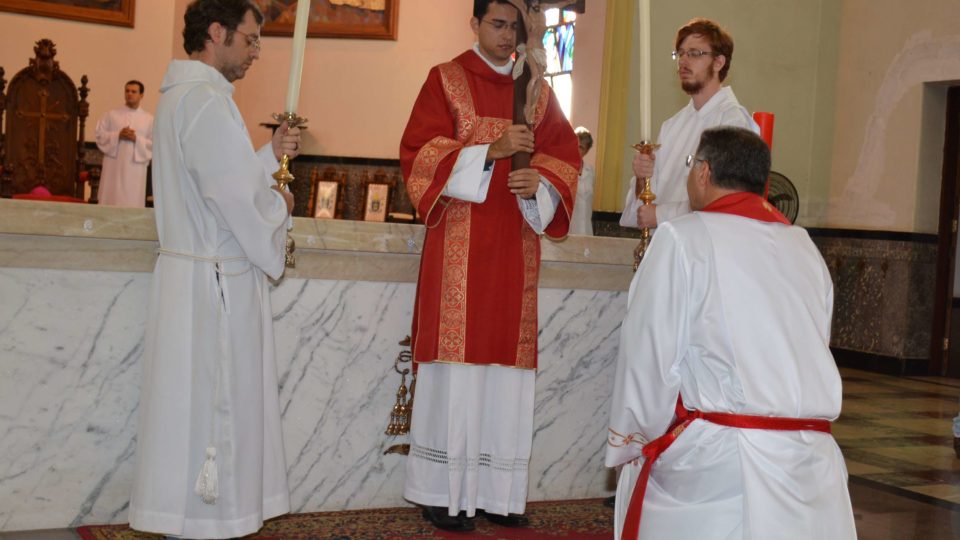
[
  {"x1": 478, "y1": 509, "x2": 530, "y2": 528},
  {"x1": 603, "y1": 495, "x2": 616, "y2": 508},
  {"x1": 421, "y1": 506, "x2": 476, "y2": 532}
]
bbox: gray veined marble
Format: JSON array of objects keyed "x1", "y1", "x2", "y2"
[{"x1": 0, "y1": 268, "x2": 625, "y2": 531}]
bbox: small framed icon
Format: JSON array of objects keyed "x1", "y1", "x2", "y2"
[
  {"x1": 313, "y1": 180, "x2": 340, "y2": 219},
  {"x1": 363, "y1": 183, "x2": 390, "y2": 222}
]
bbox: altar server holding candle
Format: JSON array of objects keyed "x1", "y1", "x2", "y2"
[
  {"x1": 621, "y1": 18, "x2": 758, "y2": 230},
  {"x1": 128, "y1": 1, "x2": 302, "y2": 538}
]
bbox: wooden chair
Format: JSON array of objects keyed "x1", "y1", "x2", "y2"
[{"x1": 0, "y1": 38, "x2": 91, "y2": 201}]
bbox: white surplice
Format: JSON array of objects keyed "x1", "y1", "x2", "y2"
[
  {"x1": 95, "y1": 106, "x2": 153, "y2": 206},
  {"x1": 620, "y1": 87, "x2": 757, "y2": 227},
  {"x1": 606, "y1": 211, "x2": 857, "y2": 540},
  {"x1": 403, "y1": 47, "x2": 558, "y2": 519},
  {"x1": 129, "y1": 60, "x2": 290, "y2": 539},
  {"x1": 570, "y1": 163, "x2": 595, "y2": 235}
]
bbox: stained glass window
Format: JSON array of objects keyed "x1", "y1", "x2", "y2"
[{"x1": 543, "y1": 7, "x2": 576, "y2": 119}]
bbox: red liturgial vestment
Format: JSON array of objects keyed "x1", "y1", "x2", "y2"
[{"x1": 400, "y1": 51, "x2": 580, "y2": 370}]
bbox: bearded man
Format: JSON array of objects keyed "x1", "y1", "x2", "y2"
[{"x1": 620, "y1": 18, "x2": 758, "y2": 230}]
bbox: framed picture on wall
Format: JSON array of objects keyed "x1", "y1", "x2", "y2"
[
  {"x1": 313, "y1": 180, "x2": 340, "y2": 219},
  {"x1": 0, "y1": 0, "x2": 135, "y2": 27},
  {"x1": 257, "y1": 0, "x2": 399, "y2": 40},
  {"x1": 363, "y1": 183, "x2": 390, "y2": 222}
]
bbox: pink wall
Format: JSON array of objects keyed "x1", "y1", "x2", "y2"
[
  {"x1": 1, "y1": 0, "x2": 604, "y2": 164},
  {"x1": 236, "y1": 1, "x2": 474, "y2": 157},
  {"x1": 0, "y1": 3, "x2": 177, "y2": 125}
]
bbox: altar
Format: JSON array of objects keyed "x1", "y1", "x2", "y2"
[{"x1": 0, "y1": 198, "x2": 634, "y2": 532}]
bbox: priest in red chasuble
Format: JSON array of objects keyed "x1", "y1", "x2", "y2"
[{"x1": 399, "y1": 0, "x2": 580, "y2": 533}]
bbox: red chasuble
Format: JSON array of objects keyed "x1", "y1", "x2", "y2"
[{"x1": 400, "y1": 50, "x2": 581, "y2": 370}]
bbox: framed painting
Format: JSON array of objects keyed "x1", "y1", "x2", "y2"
[
  {"x1": 0, "y1": 0, "x2": 135, "y2": 27},
  {"x1": 257, "y1": 0, "x2": 398, "y2": 40},
  {"x1": 313, "y1": 180, "x2": 340, "y2": 219},
  {"x1": 363, "y1": 183, "x2": 390, "y2": 222}
]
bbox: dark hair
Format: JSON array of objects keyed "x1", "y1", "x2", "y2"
[
  {"x1": 675, "y1": 18, "x2": 734, "y2": 82},
  {"x1": 125, "y1": 80, "x2": 144, "y2": 93},
  {"x1": 182, "y1": 0, "x2": 264, "y2": 55},
  {"x1": 696, "y1": 126, "x2": 770, "y2": 195},
  {"x1": 575, "y1": 126, "x2": 593, "y2": 152},
  {"x1": 473, "y1": 0, "x2": 515, "y2": 19}
]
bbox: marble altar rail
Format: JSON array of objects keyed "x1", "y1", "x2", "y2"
[{"x1": 0, "y1": 199, "x2": 633, "y2": 531}]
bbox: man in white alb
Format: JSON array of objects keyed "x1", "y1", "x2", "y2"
[
  {"x1": 607, "y1": 126, "x2": 857, "y2": 540},
  {"x1": 128, "y1": 1, "x2": 300, "y2": 538},
  {"x1": 621, "y1": 18, "x2": 758, "y2": 229},
  {"x1": 95, "y1": 80, "x2": 153, "y2": 206}
]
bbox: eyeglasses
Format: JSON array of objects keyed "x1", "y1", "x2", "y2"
[
  {"x1": 233, "y1": 29, "x2": 261, "y2": 51},
  {"x1": 481, "y1": 18, "x2": 520, "y2": 32},
  {"x1": 686, "y1": 154, "x2": 706, "y2": 167},
  {"x1": 671, "y1": 49, "x2": 717, "y2": 61}
]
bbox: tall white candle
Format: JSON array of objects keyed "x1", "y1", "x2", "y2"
[
  {"x1": 284, "y1": 0, "x2": 312, "y2": 113},
  {"x1": 638, "y1": 0, "x2": 652, "y2": 140}
]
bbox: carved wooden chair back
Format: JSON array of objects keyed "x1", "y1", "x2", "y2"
[{"x1": 0, "y1": 38, "x2": 90, "y2": 199}]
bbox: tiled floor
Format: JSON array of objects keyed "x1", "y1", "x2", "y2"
[
  {"x1": 836, "y1": 368, "x2": 960, "y2": 507},
  {"x1": 1, "y1": 368, "x2": 958, "y2": 539}
]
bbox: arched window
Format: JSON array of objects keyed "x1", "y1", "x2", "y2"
[{"x1": 543, "y1": 7, "x2": 576, "y2": 119}]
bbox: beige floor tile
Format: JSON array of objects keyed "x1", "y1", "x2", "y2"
[
  {"x1": 873, "y1": 417, "x2": 959, "y2": 437},
  {"x1": 844, "y1": 460, "x2": 891, "y2": 475},
  {"x1": 843, "y1": 381, "x2": 908, "y2": 394},
  {"x1": 904, "y1": 483, "x2": 960, "y2": 503},
  {"x1": 833, "y1": 423, "x2": 906, "y2": 440},
  {"x1": 862, "y1": 445, "x2": 960, "y2": 471},
  {"x1": 907, "y1": 376, "x2": 960, "y2": 389}
]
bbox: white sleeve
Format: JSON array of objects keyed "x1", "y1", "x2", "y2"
[
  {"x1": 605, "y1": 223, "x2": 689, "y2": 468},
  {"x1": 95, "y1": 113, "x2": 120, "y2": 158},
  {"x1": 653, "y1": 200, "x2": 691, "y2": 223},
  {"x1": 181, "y1": 93, "x2": 289, "y2": 279},
  {"x1": 518, "y1": 178, "x2": 561, "y2": 234},
  {"x1": 620, "y1": 181, "x2": 691, "y2": 227},
  {"x1": 443, "y1": 144, "x2": 493, "y2": 202},
  {"x1": 134, "y1": 116, "x2": 153, "y2": 164}
]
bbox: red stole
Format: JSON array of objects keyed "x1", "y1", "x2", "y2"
[
  {"x1": 699, "y1": 191, "x2": 790, "y2": 224},
  {"x1": 399, "y1": 50, "x2": 581, "y2": 369}
]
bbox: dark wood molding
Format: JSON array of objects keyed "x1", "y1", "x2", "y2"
[
  {"x1": 0, "y1": 0, "x2": 135, "y2": 28},
  {"x1": 806, "y1": 227, "x2": 938, "y2": 244},
  {"x1": 930, "y1": 86, "x2": 960, "y2": 376}
]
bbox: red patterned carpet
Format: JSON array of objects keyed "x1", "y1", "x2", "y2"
[{"x1": 76, "y1": 499, "x2": 613, "y2": 540}]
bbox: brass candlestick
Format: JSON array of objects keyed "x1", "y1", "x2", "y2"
[
  {"x1": 631, "y1": 140, "x2": 660, "y2": 271},
  {"x1": 271, "y1": 112, "x2": 307, "y2": 268}
]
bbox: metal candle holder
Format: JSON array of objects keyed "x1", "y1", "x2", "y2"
[
  {"x1": 631, "y1": 140, "x2": 660, "y2": 271},
  {"x1": 271, "y1": 111, "x2": 307, "y2": 269}
]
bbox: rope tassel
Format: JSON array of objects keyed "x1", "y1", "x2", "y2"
[{"x1": 194, "y1": 447, "x2": 219, "y2": 504}]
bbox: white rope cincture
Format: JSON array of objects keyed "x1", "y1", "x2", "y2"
[{"x1": 157, "y1": 248, "x2": 251, "y2": 505}]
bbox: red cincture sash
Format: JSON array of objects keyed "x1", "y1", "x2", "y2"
[{"x1": 620, "y1": 396, "x2": 831, "y2": 540}]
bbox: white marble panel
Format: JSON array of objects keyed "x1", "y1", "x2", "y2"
[
  {"x1": 0, "y1": 269, "x2": 148, "y2": 531},
  {"x1": 0, "y1": 268, "x2": 625, "y2": 531}
]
